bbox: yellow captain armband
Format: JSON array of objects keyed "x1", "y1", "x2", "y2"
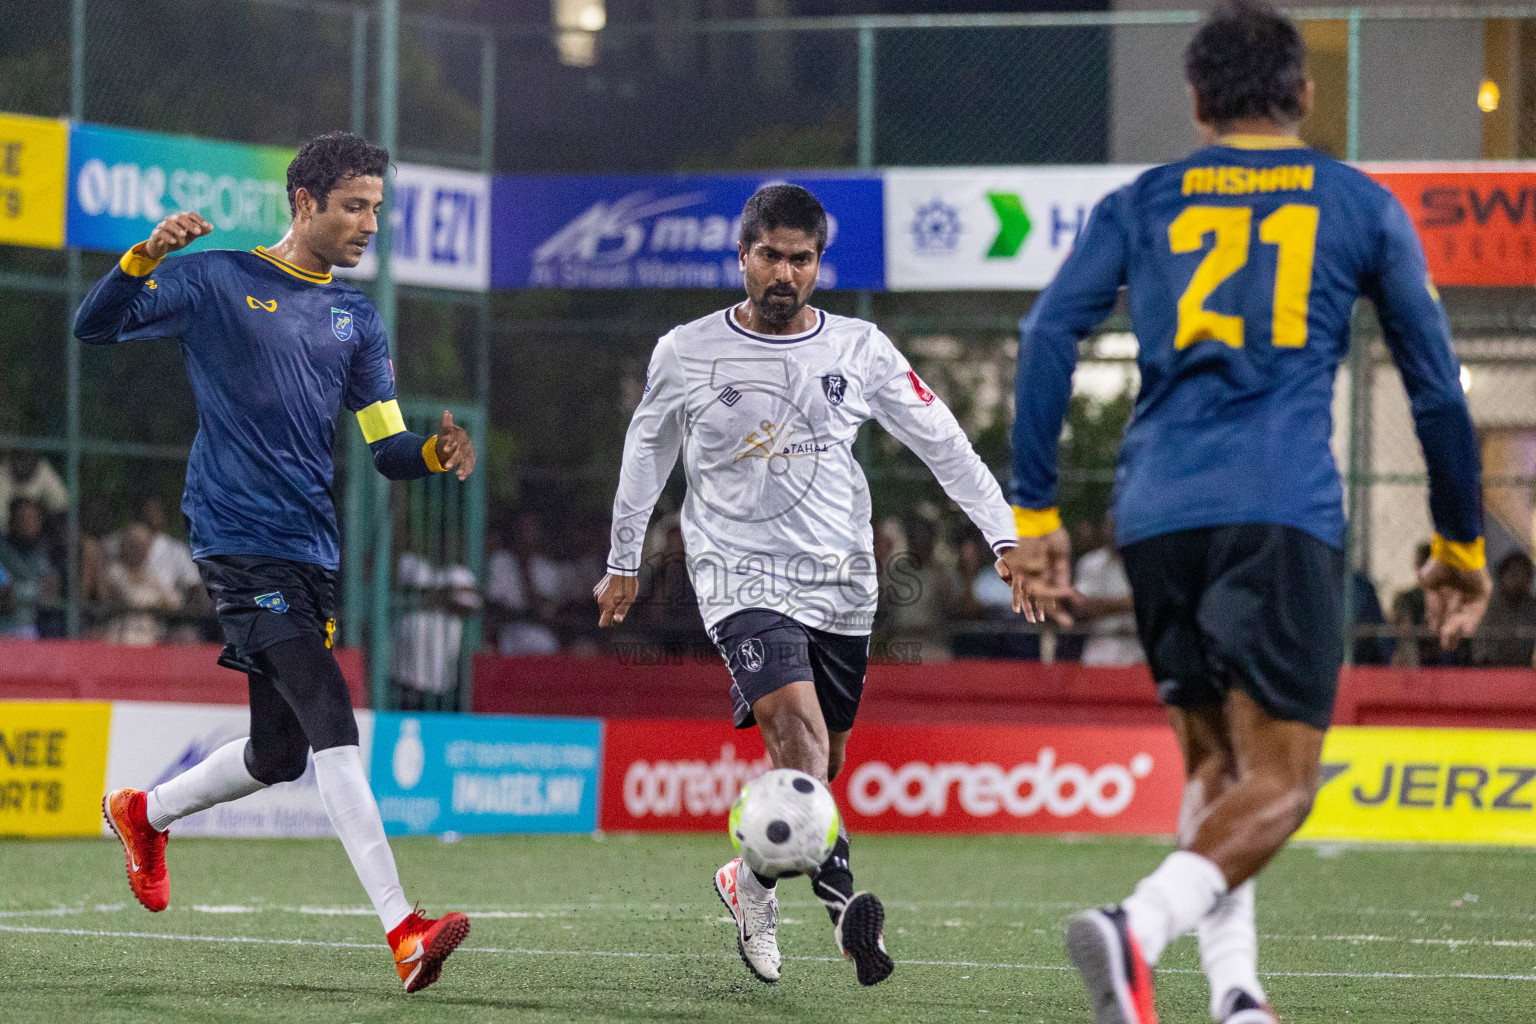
[
  {"x1": 422, "y1": 435, "x2": 446, "y2": 473},
  {"x1": 120, "y1": 242, "x2": 163, "y2": 277},
  {"x1": 1012, "y1": 505, "x2": 1063, "y2": 538},
  {"x1": 1431, "y1": 534, "x2": 1486, "y2": 572},
  {"x1": 356, "y1": 399, "x2": 407, "y2": 444}
]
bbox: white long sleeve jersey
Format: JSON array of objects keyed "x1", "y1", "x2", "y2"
[{"x1": 607, "y1": 307, "x2": 1019, "y2": 636}]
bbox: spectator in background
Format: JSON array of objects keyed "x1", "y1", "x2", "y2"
[
  {"x1": 630, "y1": 515, "x2": 711, "y2": 656},
  {"x1": 1350, "y1": 572, "x2": 1391, "y2": 665},
  {"x1": 103, "y1": 522, "x2": 181, "y2": 645},
  {"x1": 0, "y1": 497, "x2": 63, "y2": 639},
  {"x1": 484, "y1": 512, "x2": 563, "y2": 655},
  {"x1": 1067, "y1": 516, "x2": 1143, "y2": 666},
  {"x1": 883, "y1": 515, "x2": 961, "y2": 663},
  {"x1": 0, "y1": 450, "x2": 67, "y2": 536},
  {"x1": 1471, "y1": 551, "x2": 1536, "y2": 667},
  {"x1": 0, "y1": 561, "x2": 12, "y2": 626},
  {"x1": 1391, "y1": 542, "x2": 1442, "y2": 667},
  {"x1": 395, "y1": 557, "x2": 481, "y2": 708}
]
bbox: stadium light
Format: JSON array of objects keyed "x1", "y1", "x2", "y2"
[
  {"x1": 1478, "y1": 79, "x2": 1501, "y2": 114},
  {"x1": 554, "y1": 0, "x2": 605, "y2": 67}
]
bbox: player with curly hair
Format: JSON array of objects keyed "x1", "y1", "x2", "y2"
[{"x1": 77, "y1": 132, "x2": 477, "y2": 994}]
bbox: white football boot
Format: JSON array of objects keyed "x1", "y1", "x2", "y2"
[{"x1": 714, "y1": 858, "x2": 782, "y2": 983}]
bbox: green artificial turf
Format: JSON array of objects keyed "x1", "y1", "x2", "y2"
[{"x1": 1, "y1": 833, "x2": 1532, "y2": 1022}]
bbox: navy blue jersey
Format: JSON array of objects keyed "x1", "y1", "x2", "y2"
[
  {"x1": 76, "y1": 244, "x2": 442, "y2": 570},
  {"x1": 1012, "y1": 136, "x2": 1484, "y2": 567}
]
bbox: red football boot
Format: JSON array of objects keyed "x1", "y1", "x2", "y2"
[
  {"x1": 102, "y1": 789, "x2": 169, "y2": 912},
  {"x1": 389, "y1": 908, "x2": 471, "y2": 993},
  {"x1": 1066, "y1": 905, "x2": 1159, "y2": 1024}
]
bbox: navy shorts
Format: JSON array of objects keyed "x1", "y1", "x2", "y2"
[
  {"x1": 1121, "y1": 523, "x2": 1344, "y2": 731},
  {"x1": 198, "y1": 554, "x2": 337, "y2": 663},
  {"x1": 709, "y1": 609, "x2": 869, "y2": 733}
]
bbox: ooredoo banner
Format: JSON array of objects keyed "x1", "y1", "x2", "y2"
[{"x1": 601, "y1": 719, "x2": 1183, "y2": 835}]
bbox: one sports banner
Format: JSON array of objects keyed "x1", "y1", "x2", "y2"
[
  {"x1": 66, "y1": 122, "x2": 295, "y2": 255},
  {"x1": 0, "y1": 701, "x2": 112, "y2": 837},
  {"x1": 491, "y1": 172, "x2": 885, "y2": 290},
  {"x1": 0, "y1": 112, "x2": 69, "y2": 249},
  {"x1": 1366, "y1": 163, "x2": 1536, "y2": 287},
  {"x1": 1298, "y1": 725, "x2": 1536, "y2": 846},
  {"x1": 883, "y1": 166, "x2": 1142, "y2": 291},
  {"x1": 602, "y1": 718, "x2": 1183, "y2": 835},
  {"x1": 337, "y1": 162, "x2": 491, "y2": 291},
  {"x1": 369, "y1": 711, "x2": 602, "y2": 836}
]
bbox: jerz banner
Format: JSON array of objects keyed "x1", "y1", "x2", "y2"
[
  {"x1": 491, "y1": 172, "x2": 885, "y2": 291},
  {"x1": 602, "y1": 718, "x2": 1183, "y2": 835}
]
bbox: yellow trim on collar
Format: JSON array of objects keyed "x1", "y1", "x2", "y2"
[
  {"x1": 120, "y1": 242, "x2": 163, "y2": 277},
  {"x1": 1218, "y1": 134, "x2": 1306, "y2": 150},
  {"x1": 252, "y1": 246, "x2": 333, "y2": 283},
  {"x1": 1431, "y1": 534, "x2": 1486, "y2": 572},
  {"x1": 356, "y1": 399, "x2": 406, "y2": 444},
  {"x1": 1013, "y1": 506, "x2": 1063, "y2": 538},
  {"x1": 422, "y1": 435, "x2": 446, "y2": 473}
]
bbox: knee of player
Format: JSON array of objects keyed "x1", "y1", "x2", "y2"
[
  {"x1": 246, "y1": 741, "x2": 309, "y2": 785},
  {"x1": 1269, "y1": 777, "x2": 1317, "y2": 832}
]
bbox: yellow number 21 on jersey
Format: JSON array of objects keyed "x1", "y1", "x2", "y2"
[{"x1": 1168, "y1": 203, "x2": 1319, "y2": 350}]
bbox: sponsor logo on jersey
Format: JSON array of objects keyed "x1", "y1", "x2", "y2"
[
  {"x1": 245, "y1": 295, "x2": 277, "y2": 311},
  {"x1": 821, "y1": 373, "x2": 847, "y2": 406},
  {"x1": 736, "y1": 638, "x2": 766, "y2": 673},
  {"x1": 331, "y1": 306, "x2": 353, "y2": 342},
  {"x1": 907, "y1": 370, "x2": 936, "y2": 404},
  {"x1": 254, "y1": 591, "x2": 289, "y2": 614},
  {"x1": 720, "y1": 386, "x2": 743, "y2": 407},
  {"x1": 733, "y1": 422, "x2": 830, "y2": 465}
]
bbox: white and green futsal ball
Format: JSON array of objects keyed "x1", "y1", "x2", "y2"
[{"x1": 729, "y1": 768, "x2": 840, "y2": 879}]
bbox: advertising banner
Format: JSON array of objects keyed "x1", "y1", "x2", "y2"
[
  {"x1": 1366, "y1": 164, "x2": 1536, "y2": 287},
  {"x1": 0, "y1": 112, "x2": 68, "y2": 249},
  {"x1": 492, "y1": 173, "x2": 885, "y2": 290},
  {"x1": 1298, "y1": 726, "x2": 1536, "y2": 846},
  {"x1": 104, "y1": 701, "x2": 375, "y2": 838},
  {"x1": 339, "y1": 162, "x2": 490, "y2": 291},
  {"x1": 883, "y1": 166, "x2": 1140, "y2": 291},
  {"x1": 601, "y1": 719, "x2": 1183, "y2": 835},
  {"x1": 370, "y1": 711, "x2": 601, "y2": 836},
  {"x1": 0, "y1": 701, "x2": 111, "y2": 837},
  {"x1": 66, "y1": 122, "x2": 294, "y2": 255}
]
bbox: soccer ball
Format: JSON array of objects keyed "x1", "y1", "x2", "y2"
[{"x1": 729, "y1": 768, "x2": 840, "y2": 879}]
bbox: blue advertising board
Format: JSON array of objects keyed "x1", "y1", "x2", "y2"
[
  {"x1": 370, "y1": 712, "x2": 602, "y2": 836},
  {"x1": 66, "y1": 122, "x2": 295, "y2": 255},
  {"x1": 491, "y1": 173, "x2": 884, "y2": 290}
]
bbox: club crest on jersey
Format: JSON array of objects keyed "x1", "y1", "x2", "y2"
[
  {"x1": 907, "y1": 369, "x2": 936, "y2": 405},
  {"x1": 254, "y1": 591, "x2": 289, "y2": 614},
  {"x1": 331, "y1": 307, "x2": 353, "y2": 342},
  {"x1": 821, "y1": 373, "x2": 847, "y2": 406},
  {"x1": 737, "y1": 638, "x2": 766, "y2": 673}
]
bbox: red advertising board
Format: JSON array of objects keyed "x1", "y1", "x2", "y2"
[
  {"x1": 1366, "y1": 164, "x2": 1536, "y2": 287},
  {"x1": 601, "y1": 718, "x2": 1183, "y2": 835}
]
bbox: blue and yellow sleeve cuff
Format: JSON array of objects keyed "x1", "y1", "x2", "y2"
[
  {"x1": 120, "y1": 242, "x2": 163, "y2": 277},
  {"x1": 422, "y1": 436, "x2": 445, "y2": 473},
  {"x1": 1013, "y1": 505, "x2": 1063, "y2": 538},
  {"x1": 1431, "y1": 534, "x2": 1486, "y2": 572}
]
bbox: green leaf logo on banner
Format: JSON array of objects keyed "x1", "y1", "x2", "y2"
[{"x1": 985, "y1": 191, "x2": 1030, "y2": 259}]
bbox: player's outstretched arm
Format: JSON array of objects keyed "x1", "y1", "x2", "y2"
[
  {"x1": 74, "y1": 212, "x2": 213, "y2": 344},
  {"x1": 1368, "y1": 193, "x2": 1489, "y2": 647},
  {"x1": 597, "y1": 332, "x2": 686, "y2": 627}
]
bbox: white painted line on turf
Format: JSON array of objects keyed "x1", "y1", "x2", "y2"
[
  {"x1": 1264, "y1": 932, "x2": 1536, "y2": 950},
  {"x1": 0, "y1": 904, "x2": 124, "y2": 918},
  {"x1": 6, "y1": 924, "x2": 1536, "y2": 983}
]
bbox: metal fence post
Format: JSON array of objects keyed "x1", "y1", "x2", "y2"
[
  {"x1": 343, "y1": 6, "x2": 370, "y2": 651},
  {"x1": 857, "y1": 23, "x2": 875, "y2": 169},
  {"x1": 370, "y1": 0, "x2": 400, "y2": 709},
  {"x1": 1342, "y1": 7, "x2": 1364, "y2": 665},
  {"x1": 64, "y1": 0, "x2": 86, "y2": 638}
]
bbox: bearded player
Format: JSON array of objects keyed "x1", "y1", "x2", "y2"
[
  {"x1": 595, "y1": 184, "x2": 1041, "y2": 986},
  {"x1": 1009, "y1": 5, "x2": 1492, "y2": 1023},
  {"x1": 78, "y1": 132, "x2": 477, "y2": 994}
]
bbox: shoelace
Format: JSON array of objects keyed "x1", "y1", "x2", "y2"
[{"x1": 742, "y1": 889, "x2": 779, "y2": 944}]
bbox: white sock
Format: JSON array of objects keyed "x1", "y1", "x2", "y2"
[
  {"x1": 738, "y1": 864, "x2": 774, "y2": 900},
  {"x1": 145, "y1": 739, "x2": 266, "y2": 832},
  {"x1": 1198, "y1": 879, "x2": 1265, "y2": 1020},
  {"x1": 1121, "y1": 850, "x2": 1229, "y2": 965},
  {"x1": 312, "y1": 745, "x2": 413, "y2": 933}
]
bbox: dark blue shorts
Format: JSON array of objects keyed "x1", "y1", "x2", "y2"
[
  {"x1": 198, "y1": 554, "x2": 337, "y2": 663},
  {"x1": 709, "y1": 609, "x2": 869, "y2": 733},
  {"x1": 1121, "y1": 523, "x2": 1343, "y2": 730}
]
